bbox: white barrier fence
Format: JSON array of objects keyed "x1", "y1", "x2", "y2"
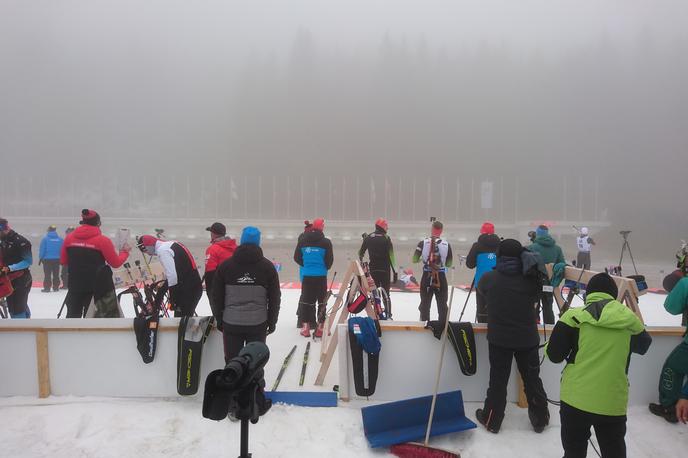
[{"x1": 0, "y1": 319, "x2": 683, "y2": 406}]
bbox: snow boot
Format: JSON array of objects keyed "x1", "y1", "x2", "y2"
[
  {"x1": 314, "y1": 323, "x2": 324, "y2": 338},
  {"x1": 475, "y1": 408, "x2": 501, "y2": 434},
  {"x1": 649, "y1": 403, "x2": 678, "y2": 423},
  {"x1": 41, "y1": 288, "x2": 50, "y2": 293},
  {"x1": 300, "y1": 323, "x2": 311, "y2": 338}
]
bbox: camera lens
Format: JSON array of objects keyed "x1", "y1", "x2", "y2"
[{"x1": 220, "y1": 360, "x2": 244, "y2": 388}]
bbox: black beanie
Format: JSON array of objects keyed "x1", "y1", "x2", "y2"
[
  {"x1": 586, "y1": 273, "x2": 619, "y2": 298},
  {"x1": 497, "y1": 239, "x2": 523, "y2": 258}
]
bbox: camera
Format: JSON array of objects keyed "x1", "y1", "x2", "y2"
[
  {"x1": 203, "y1": 342, "x2": 271, "y2": 424},
  {"x1": 620, "y1": 230, "x2": 631, "y2": 237}
]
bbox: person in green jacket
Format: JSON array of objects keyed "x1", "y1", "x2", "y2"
[
  {"x1": 546, "y1": 273, "x2": 651, "y2": 458},
  {"x1": 528, "y1": 225, "x2": 565, "y2": 324},
  {"x1": 649, "y1": 275, "x2": 688, "y2": 423}
]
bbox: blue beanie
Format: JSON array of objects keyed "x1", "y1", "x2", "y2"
[
  {"x1": 535, "y1": 225, "x2": 549, "y2": 238},
  {"x1": 240, "y1": 226, "x2": 261, "y2": 246}
]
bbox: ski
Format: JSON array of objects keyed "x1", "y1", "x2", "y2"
[
  {"x1": 299, "y1": 341, "x2": 311, "y2": 386},
  {"x1": 271, "y1": 344, "x2": 297, "y2": 391}
]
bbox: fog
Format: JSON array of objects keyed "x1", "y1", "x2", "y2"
[{"x1": 1, "y1": 0, "x2": 687, "y2": 260}]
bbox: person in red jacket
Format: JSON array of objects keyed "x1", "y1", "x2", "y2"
[
  {"x1": 61, "y1": 209, "x2": 130, "y2": 318},
  {"x1": 204, "y1": 222, "x2": 237, "y2": 305}
]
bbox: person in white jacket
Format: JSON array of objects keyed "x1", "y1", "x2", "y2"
[
  {"x1": 137, "y1": 235, "x2": 202, "y2": 317},
  {"x1": 575, "y1": 227, "x2": 595, "y2": 270}
]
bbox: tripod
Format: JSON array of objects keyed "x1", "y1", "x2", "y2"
[{"x1": 618, "y1": 231, "x2": 639, "y2": 276}]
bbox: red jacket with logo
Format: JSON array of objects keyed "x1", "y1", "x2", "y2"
[{"x1": 60, "y1": 225, "x2": 129, "y2": 291}]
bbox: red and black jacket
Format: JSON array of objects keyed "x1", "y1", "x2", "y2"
[{"x1": 60, "y1": 225, "x2": 129, "y2": 292}]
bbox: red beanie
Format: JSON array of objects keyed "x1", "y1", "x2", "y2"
[
  {"x1": 137, "y1": 235, "x2": 158, "y2": 249},
  {"x1": 480, "y1": 221, "x2": 495, "y2": 235},
  {"x1": 312, "y1": 218, "x2": 325, "y2": 231},
  {"x1": 375, "y1": 218, "x2": 388, "y2": 232},
  {"x1": 80, "y1": 209, "x2": 101, "y2": 226}
]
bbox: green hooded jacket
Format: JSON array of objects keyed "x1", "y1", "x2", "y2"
[
  {"x1": 546, "y1": 292, "x2": 646, "y2": 416},
  {"x1": 664, "y1": 277, "x2": 688, "y2": 344},
  {"x1": 528, "y1": 235, "x2": 565, "y2": 265}
]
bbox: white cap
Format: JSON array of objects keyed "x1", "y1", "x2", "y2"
[{"x1": 581, "y1": 227, "x2": 589, "y2": 235}]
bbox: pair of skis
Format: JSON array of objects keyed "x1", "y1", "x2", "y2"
[{"x1": 271, "y1": 341, "x2": 311, "y2": 391}]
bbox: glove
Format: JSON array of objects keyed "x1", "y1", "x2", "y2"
[
  {"x1": 267, "y1": 323, "x2": 276, "y2": 335},
  {"x1": 392, "y1": 270, "x2": 398, "y2": 283},
  {"x1": 215, "y1": 320, "x2": 224, "y2": 332},
  {"x1": 0, "y1": 266, "x2": 10, "y2": 275}
]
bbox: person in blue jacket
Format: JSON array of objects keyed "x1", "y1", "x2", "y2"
[
  {"x1": 294, "y1": 218, "x2": 333, "y2": 338},
  {"x1": 466, "y1": 221, "x2": 500, "y2": 323},
  {"x1": 39, "y1": 225, "x2": 63, "y2": 292}
]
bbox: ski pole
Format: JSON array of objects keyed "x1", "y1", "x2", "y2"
[
  {"x1": 424, "y1": 285, "x2": 455, "y2": 446},
  {"x1": 57, "y1": 296, "x2": 68, "y2": 318},
  {"x1": 457, "y1": 278, "x2": 475, "y2": 322}
]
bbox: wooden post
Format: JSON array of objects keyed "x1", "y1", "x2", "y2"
[
  {"x1": 517, "y1": 375, "x2": 528, "y2": 408},
  {"x1": 36, "y1": 331, "x2": 51, "y2": 398}
]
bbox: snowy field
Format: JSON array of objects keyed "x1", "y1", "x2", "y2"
[{"x1": 1, "y1": 287, "x2": 686, "y2": 457}]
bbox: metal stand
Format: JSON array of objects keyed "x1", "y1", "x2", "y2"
[
  {"x1": 618, "y1": 231, "x2": 638, "y2": 276},
  {"x1": 238, "y1": 419, "x2": 251, "y2": 458}
]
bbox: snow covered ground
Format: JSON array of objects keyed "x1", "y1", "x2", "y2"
[{"x1": 1, "y1": 287, "x2": 686, "y2": 457}]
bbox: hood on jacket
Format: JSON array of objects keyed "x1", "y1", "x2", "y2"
[
  {"x1": 567, "y1": 292, "x2": 644, "y2": 333},
  {"x1": 496, "y1": 256, "x2": 522, "y2": 275},
  {"x1": 533, "y1": 235, "x2": 556, "y2": 247},
  {"x1": 478, "y1": 233, "x2": 500, "y2": 249},
  {"x1": 302, "y1": 230, "x2": 325, "y2": 244},
  {"x1": 213, "y1": 237, "x2": 237, "y2": 250},
  {"x1": 45, "y1": 231, "x2": 62, "y2": 240},
  {"x1": 72, "y1": 225, "x2": 102, "y2": 240},
  {"x1": 232, "y1": 244, "x2": 264, "y2": 264}
]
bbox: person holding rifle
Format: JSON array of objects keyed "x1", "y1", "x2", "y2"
[{"x1": 413, "y1": 219, "x2": 453, "y2": 323}]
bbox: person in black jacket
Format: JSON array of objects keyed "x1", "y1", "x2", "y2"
[
  {"x1": 211, "y1": 226, "x2": 281, "y2": 362},
  {"x1": 359, "y1": 218, "x2": 397, "y2": 316},
  {"x1": 475, "y1": 238, "x2": 549, "y2": 434},
  {"x1": 294, "y1": 218, "x2": 333, "y2": 338},
  {"x1": 466, "y1": 221, "x2": 500, "y2": 323},
  {"x1": 0, "y1": 218, "x2": 33, "y2": 318}
]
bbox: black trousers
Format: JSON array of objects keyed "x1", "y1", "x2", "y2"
[
  {"x1": 7, "y1": 271, "x2": 32, "y2": 316},
  {"x1": 476, "y1": 289, "x2": 488, "y2": 323},
  {"x1": 482, "y1": 343, "x2": 549, "y2": 431},
  {"x1": 223, "y1": 323, "x2": 267, "y2": 363},
  {"x1": 418, "y1": 271, "x2": 448, "y2": 323},
  {"x1": 65, "y1": 290, "x2": 93, "y2": 318},
  {"x1": 540, "y1": 291, "x2": 555, "y2": 324},
  {"x1": 298, "y1": 276, "x2": 327, "y2": 325},
  {"x1": 171, "y1": 283, "x2": 203, "y2": 317},
  {"x1": 370, "y1": 269, "x2": 392, "y2": 317},
  {"x1": 42, "y1": 259, "x2": 61, "y2": 290},
  {"x1": 61, "y1": 265, "x2": 68, "y2": 289},
  {"x1": 560, "y1": 401, "x2": 627, "y2": 458}
]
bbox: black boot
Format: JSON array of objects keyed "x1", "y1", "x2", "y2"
[
  {"x1": 649, "y1": 403, "x2": 678, "y2": 423},
  {"x1": 476, "y1": 408, "x2": 501, "y2": 433}
]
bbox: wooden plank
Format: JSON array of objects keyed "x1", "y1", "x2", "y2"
[
  {"x1": 517, "y1": 375, "x2": 528, "y2": 408},
  {"x1": 321, "y1": 263, "x2": 355, "y2": 357},
  {"x1": 36, "y1": 331, "x2": 51, "y2": 398},
  {"x1": 316, "y1": 260, "x2": 373, "y2": 385}
]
